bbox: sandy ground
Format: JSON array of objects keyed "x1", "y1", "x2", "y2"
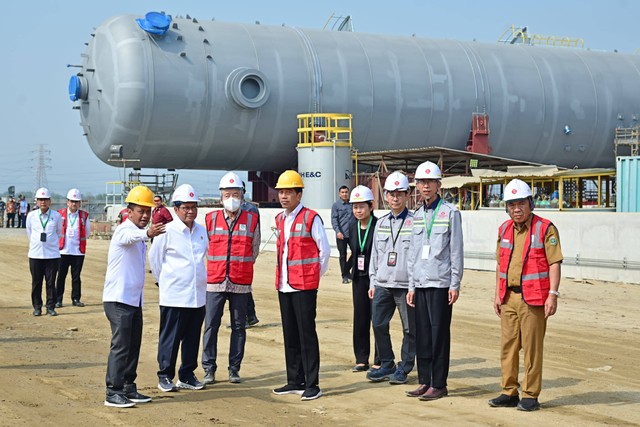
[{"x1": 0, "y1": 228, "x2": 639, "y2": 427}]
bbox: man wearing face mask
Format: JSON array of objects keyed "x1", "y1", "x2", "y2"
[{"x1": 201, "y1": 172, "x2": 261, "y2": 385}]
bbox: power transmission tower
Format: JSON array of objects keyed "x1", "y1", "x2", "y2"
[{"x1": 32, "y1": 144, "x2": 52, "y2": 191}]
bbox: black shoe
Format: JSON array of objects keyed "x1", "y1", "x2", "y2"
[
  {"x1": 46, "y1": 308, "x2": 58, "y2": 316},
  {"x1": 301, "y1": 386, "x2": 322, "y2": 401},
  {"x1": 273, "y1": 384, "x2": 305, "y2": 395},
  {"x1": 203, "y1": 369, "x2": 215, "y2": 385},
  {"x1": 104, "y1": 394, "x2": 136, "y2": 408},
  {"x1": 488, "y1": 394, "x2": 520, "y2": 408},
  {"x1": 517, "y1": 398, "x2": 540, "y2": 411},
  {"x1": 33, "y1": 309, "x2": 42, "y2": 317},
  {"x1": 72, "y1": 299, "x2": 85, "y2": 307},
  {"x1": 126, "y1": 390, "x2": 152, "y2": 403},
  {"x1": 246, "y1": 316, "x2": 260, "y2": 327},
  {"x1": 229, "y1": 369, "x2": 241, "y2": 384},
  {"x1": 342, "y1": 277, "x2": 351, "y2": 284},
  {"x1": 55, "y1": 302, "x2": 63, "y2": 308},
  {"x1": 351, "y1": 364, "x2": 370, "y2": 372}
]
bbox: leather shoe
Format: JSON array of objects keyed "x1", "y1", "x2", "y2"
[
  {"x1": 405, "y1": 384, "x2": 429, "y2": 397},
  {"x1": 488, "y1": 394, "x2": 520, "y2": 408},
  {"x1": 72, "y1": 299, "x2": 85, "y2": 307},
  {"x1": 418, "y1": 386, "x2": 448, "y2": 401},
  {"x1": 351, "y1": 364, "x2": 369, "y2": 372}
]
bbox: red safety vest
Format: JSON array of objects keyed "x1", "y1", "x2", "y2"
[
  {"x1": 206, "y1": 209, "x2": 258, "y2": 285},
  {"x1": 498, "y1": 214, "x2": 552, "y2": 306},
  {"x1": 275, "y1": 207, "x2": 321, "y2": 290},
  {"x1": 58, "y1": 209, "x2": 89, "y2": 254}
]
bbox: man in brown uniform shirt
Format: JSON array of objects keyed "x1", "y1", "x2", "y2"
[{"x1": 489, "y1": 179, "x2": 562, "y2": 412}]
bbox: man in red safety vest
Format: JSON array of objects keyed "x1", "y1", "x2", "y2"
[
  {"x1": 56, "y1": 188, "x2": 90, "y2": 308},
  {"x1": 489, "y1": 179, "x2": 563, "y2": 412},
  {"x1": 201, "y1": 172, "x2": 260, "y2": 386},
  {"x1": 271, "y1": 170, "x2": 330, "y2": 402}
]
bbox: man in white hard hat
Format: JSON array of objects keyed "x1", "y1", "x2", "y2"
[
  {"x1": 103, "y1": 186, "x2": 166, "y2": 408},
  {"x1": 149, "y1": 184, "x2": 208, "y2": 393},
  {"x1": 488, "y1": 179, "x2": 562, "y2": 412},
  {"x1": 331, "y1": 185, "x2": 357, "y2": 283},
  {"x1": 55, "y1": 188, "x2": 90, "y2": 308},
  {"x1": 271, "y1": 170, "x2": 330, "y2": 401},
  {"x1": 367, "y1": 171, "x2": 416, "y2": 385},
  {"x1": 26, "y1": 187, "x2": 63, "y2": 317},
  {"x1": 201, "y1": 172, "x2": 261, "y2": 385},
  {"x1": 406, "y1": 161, "x2": 463, "y2": 401}
]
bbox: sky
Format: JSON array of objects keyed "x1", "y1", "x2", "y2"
[{"x1": 1, "y1": 0, "x2": 638, "y2": 197}]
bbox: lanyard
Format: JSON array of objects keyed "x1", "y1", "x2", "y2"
[
  {"x1": 423, "y1": 199, "x2": 443, "y2": 239},
  {"x1": 69, "y1": 212, "x2": 78, "y2": 227},
  {"x1": 39, "y1": 211, "x2": 50, "y2": 230},
  {"x1": 357, "y1": 216, "x2": 373, "y2": 253},
  {"x1": 389, "y1": 214, "x2": 406, "y2": 250}
]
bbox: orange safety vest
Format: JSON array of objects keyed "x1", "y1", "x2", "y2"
[
  {"x1": 498, "y1": 214, "x2": 552, "y2": 306},
  {"x1": 58, "y1": 209, "x2": 89, "y2": 254},
  {"x1": 206, "y1": 209, "x2": 258, "y2": 285},
  {"x1": 275, "y1": 207, "x2": 321, "y2": 291}
]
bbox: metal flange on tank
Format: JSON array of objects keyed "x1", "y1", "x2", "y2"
[{"x1": 297, "y1": 114, "x2": 353, "y2": 209}]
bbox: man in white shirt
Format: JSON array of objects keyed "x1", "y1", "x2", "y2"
[
  {"x1": 56, "y1": 188, "x2": 90, "y2": 308},
  {"x1": 271, "y1": 171, "x2": 330, "y2": 401},
  {"x1": 102, "y1": 186, "x2": 165, "y2": 408},
  {"x1": 149, "y1": 184, "x2": 208, "y2": 393},
  {"x1": 26, "y1": 187, "x2": 63, "y2": 317}
]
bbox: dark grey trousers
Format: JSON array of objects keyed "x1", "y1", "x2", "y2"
[{"x1": 104, "y1": 302, "x2": 143, "y2": 396}]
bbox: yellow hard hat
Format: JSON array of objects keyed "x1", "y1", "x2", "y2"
[
  {"x1": 275, "y1": 170, "x2": 304, "y2": 189},
  {"x1": 125, "y1": 185, "x2": 155, "y2": 207}
]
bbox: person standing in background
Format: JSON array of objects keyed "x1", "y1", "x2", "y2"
[{"x1": 331, "y1": 185, "x2": 356, "y2": 283}]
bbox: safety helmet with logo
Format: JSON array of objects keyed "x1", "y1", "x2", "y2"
[
  {"x1": 275, "y1": 170, "x2": 305, "y2": 189},
  {"x1": 125, "y1": 185, "x2": 155, "y2": 207},
  {"x1": 219, "y1": 172, "x2": 243, "y2": 190},
  {"x1": 35, "y1": 187, "x2": 51, "y2": 199},
  {"x1": 349, "y1": 185, "x2": 375, "y2": 203},
  {"x1": 172, "y1": 184, "x2": 199, "y2": 203},
  {"x1": 503, "y1": 179, "x2": 534, "y2": 212},
  {"x1": 414, "y1": 161, "x2": 442, "y2": 180},
  {"x1": 383, "y1": 171, "x2": 410, "y2": 192},
  {"x1": 67, "y1": 188, "x2": 82, "y2": 201}
]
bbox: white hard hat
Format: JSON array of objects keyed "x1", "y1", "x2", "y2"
[
  {"x1": 414, "y1": 161, "x2": 442, "y2": 180},
  {"x1": 219, "y1": 172, "x2": 243, "y2": 190},
  {"x1": 503, "y1": 179, "x2": 533, "y2": 202},
  {"x1": 67, "y1": 188, "x2": 82, "y2": 201},
  {"x1": 384, "y1": 171, "x2": 410, "y2": 192},
  {"x1": 172, "y1": 184, "x2": 199, "y2": 203},
  {"x1": 349, "y1": 185, "x2": 374, "y2": 203},
  {"x1": 35, "y1": 188, "x2": 51, "y2": 199}
]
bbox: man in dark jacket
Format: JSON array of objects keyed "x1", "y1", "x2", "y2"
[{"x1": 331, "y1": 185, "x2": 357, "y2": 283}]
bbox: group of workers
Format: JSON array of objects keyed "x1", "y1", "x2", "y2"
[{"x1": 23, "y1": 164, "x2": 563, "y2": 412}]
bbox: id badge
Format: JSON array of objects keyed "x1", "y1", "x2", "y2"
[
  {"x1": 421, "y1": 244, "x2": 431, "y2": 260},
  {"x1": 40, "y1": 232, "x2": 47, "y2": 242},
  {"x1": 387, "y1": 251, "x2": 397, "y2": 267},
  {"x1": 357, "y1": 255, "x2": 365, "y2": 271}
]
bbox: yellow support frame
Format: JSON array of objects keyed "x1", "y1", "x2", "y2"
[{"x1": 297, "y1": 113, "x2": 353, "y2": 148}]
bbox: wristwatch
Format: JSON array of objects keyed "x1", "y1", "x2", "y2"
[{"x1": 548, "y1": 290, "x2": 560, "y2": 297}]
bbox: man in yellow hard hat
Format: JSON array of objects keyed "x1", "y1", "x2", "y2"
[
  {"x1": 271, "y1": 170, "x2": 330, "y2": 401},
  {"x1": 102, "y1": 186, "x2": 166, "y2": 408}
]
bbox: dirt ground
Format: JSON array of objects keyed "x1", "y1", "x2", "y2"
[{"x1": 0, "y1": 228, "x2": 639, "y2": 427}]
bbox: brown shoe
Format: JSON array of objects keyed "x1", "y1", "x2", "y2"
[
  {"x1": 405, "y1": 384, "x2": 429, "y2": 397},
  {"x1": 418, "y1": 386, "x2": 448, "y2": 401}
]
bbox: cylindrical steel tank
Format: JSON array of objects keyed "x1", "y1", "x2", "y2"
[
  {"x1": 70, "y1": 13, "x2": 640, "y2": 170},
  {"x1": 298, "y1": 144, "x2": 352, "y2": 208}
]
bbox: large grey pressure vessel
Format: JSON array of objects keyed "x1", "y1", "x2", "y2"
[{"x1": 70, "y1": 12, "x2": 640, "y2": 170}]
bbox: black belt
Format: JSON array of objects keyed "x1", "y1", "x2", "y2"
[{"x1": 508, "y1": 286, "x2": 522, "y2": 294}]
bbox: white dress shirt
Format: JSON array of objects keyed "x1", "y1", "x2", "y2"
[
  {"x1": 26, "y1": 209, "x2": 63, "y2": 259},
  {"x1": 102, "y1": 219, "x2": 149, "y2": 307},
  {"x1": 278, "y1": 203, "x2": 330, "y2": 293},
  {"x1": 149, "y1": 219, "x2": 207, "y2": 308},
  {"x1": 60, "y1": 209, "x2": 91, "y2": 256}
]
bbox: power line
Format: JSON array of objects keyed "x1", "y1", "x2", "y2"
[{"x1": 31, "y1": 144, "x2": 52, "y2": 191}]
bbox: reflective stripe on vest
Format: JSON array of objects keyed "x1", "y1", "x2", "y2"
[{"x1": 58, "y1": 209, "x2": 88, "y2": 254}]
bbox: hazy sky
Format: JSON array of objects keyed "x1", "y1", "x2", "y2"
[{"x1": 1, "y1": 0, "x2": 638, "y2": 197}]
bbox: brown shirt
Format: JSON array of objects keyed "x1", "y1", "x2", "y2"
[{"x1": 495, "y1": 215, "x2": 563, "y2": 287}]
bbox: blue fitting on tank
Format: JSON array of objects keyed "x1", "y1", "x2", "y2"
[
  {"x1": 136, "y1": 11, "x2": 171, "y2": 36},
  {"x1": 68, "y1": 75, "x2": 82, "y2": 101}
]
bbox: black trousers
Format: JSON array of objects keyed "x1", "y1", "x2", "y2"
[
  {"x1": 246, "y1": 292, "x2": 257, "y2": 320},
  {"x1": 202, "y1": 292, "x2": 248, "y2": 373},
  {"x1": 278, "y1": 290, "x2": 320, "y2": 388},
  {"x1": 6, "y1": 213, "x2": 15, "y2": 228},
  {"x1": 18, "y1": 213, "x2": 27, "y2": 228},
  {"x1": 352, "y1": 274, "x2": 379, "y2": 365},
  {"x1": 336, "y1": 237, "x2": 353, "y2": 279},
  {"x1": 158, "y1": 305, "x2": 205, "y2": 381},
  {"x1": 104, "y1": 302, "x2": 143, "y2": 396},
  {"x1": 415, "y1": 287, "x2": 452, "y2": 388},
  {"x1": 56, "y1": 254, "x2": 85, "y2": 303},
  {"x1": 29, "y1": 258, "x2": 59, "y2": 310}
]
